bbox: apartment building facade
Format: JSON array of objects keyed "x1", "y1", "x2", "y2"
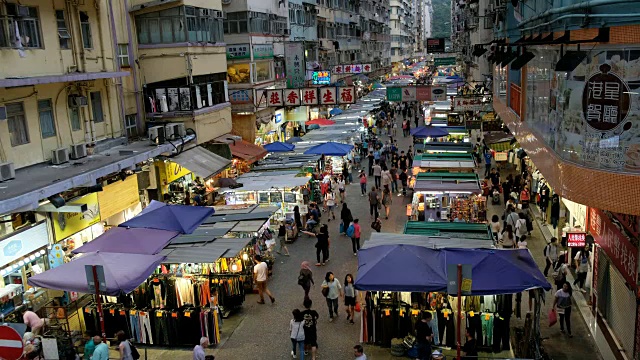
[
  {"x1": 451, "y1": 0, "x2": 492, "y2": 86},
  {"x1": 390, "y1": 0, "x2": 414, "y2": 64}
]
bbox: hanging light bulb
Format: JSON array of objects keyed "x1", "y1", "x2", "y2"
[
  {"x1": 18, "y1": 260, "x2": 25, "y2": 267},
  {"x1": 231, "y1": 264, "x2": 238, "y2": 272},
  {"x1": 39, "y1": 250, "x2": 46, "y2": 255},
  {"x1": 242, "y1": 253, "x2": 249, "y2": 261},
  {"x1": 0, "y1": 269, "x2": 6, "y2": 276},
  {"x1": 29, "y1": 255, "x2": 36, "y2": 261}
]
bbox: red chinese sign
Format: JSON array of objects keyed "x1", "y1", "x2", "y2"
[
  {"x1": 301, "y1": 88, "x2": 318, "y2": 105},
  {"x1": 582, "y1": 63, "x2": 631, "y2": 131},
  {"x1": 610, "y1": 211, "x2": 640, "y2": 241},
  {"x1": 338, "y1": 86, "x2": 355, "y2": 104},
  {"x1": 333, "y1": 65, "x2": 344, "y2": 74},
  {"x1": 320, "y1": 87, "x2": 336, "y2": 105},
  {"x1": 588, "y1": 208, "x2": 638, "y2": 289},
  {"x1": 452, "y1": 96, "x2": 484, "y2": 112},
  {"x1": 266, "y1": 90, "x2": 283, "y2": 106},
  {"x1": 567, "y1": 232, "x2": 586, "y2": 247},
  {"x1": 283, "y1": 89, "x2": 300, "y2": 106},
  {"x1": 351, "y1": 64, "x2": 362, "y2": 74},
  {"x1": 344, "y1": 65, "x2": 352, "y2": 73},
  {"x1": 363, "y1": 64, "x2": 371, "y2": 73}
]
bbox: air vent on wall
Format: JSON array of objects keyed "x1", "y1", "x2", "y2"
[{"x1": 51, "y1": 148, "x2": 70, "y2": 165}]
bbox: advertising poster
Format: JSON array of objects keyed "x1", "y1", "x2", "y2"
[{"x1": 285, "y1": 42, "x2": 305, "y2": 88}]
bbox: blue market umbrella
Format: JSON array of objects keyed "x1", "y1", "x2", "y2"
[
  {"x1": 330, "y1": 108, "x2": 343, "y2": 116},
  {"x1": 303, "y1": 142, "x2": 354, "y2": 156},
  {"x1": 410, "y1": 126, "x2": 449, "y2": 139},
  {"x1": 285, "y1": 137, "x2": 303, "y2": 144},
  {"x1": 264, "y1": 141, "x2": 295, "y2": 152}
]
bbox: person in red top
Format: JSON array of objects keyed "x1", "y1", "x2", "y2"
[
  {"x1": 359, "y1": 170, "x2": 367, "y2": 196},
  {"x1": 351, "y1": 219, "x2": 362, "y2": 256},
  {"x1": 520, "y1": 186, "x2": 531, "y2": 209}
]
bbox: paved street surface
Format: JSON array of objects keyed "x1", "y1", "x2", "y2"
[{"x1": 122, "y1": 127, "x2": 602, "y2": 360}]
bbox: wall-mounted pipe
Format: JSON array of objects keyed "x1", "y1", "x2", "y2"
[
  {"x1": 107, "y1": 0, "x2": 128, "y2": 140},
  {"x1": 521, "y1": 13, "x2": 640, "y2": 33},
  {"x1": 123, "y1": 0, "x2": 146, "y2": 138},
  {"x1": 518, "y1": 0, "x2": 638, "y2": 28}
]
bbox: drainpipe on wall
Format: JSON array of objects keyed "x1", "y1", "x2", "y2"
[
  {"x1": 94, "y1": 0, "x2": 108, "y2": 72},
  {"x1": 123, "y1": 0, "x2": 145, "y2": 138},
  {"x1": 107, "y1": 0, "x2": 128, "y2": 140},
  {"x1": 71, "y1": 3, "x2": 87, "y2": 72}
]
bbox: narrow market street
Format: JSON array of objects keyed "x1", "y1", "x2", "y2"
[{"x1": 122, "y1": 128, "x2": 603, "y2": 360}]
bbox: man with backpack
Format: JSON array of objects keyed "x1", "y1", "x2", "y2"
[
  {"x1": 346, "y1": 219, "x2": 361, "y2": 256},
  {"x1": 543, "y1": 237, "x2": 559, "y2": 277}
]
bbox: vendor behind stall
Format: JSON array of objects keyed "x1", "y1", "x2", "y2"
[{"x1": 23, "y1": 308, "x2": 44, "y2": 335}]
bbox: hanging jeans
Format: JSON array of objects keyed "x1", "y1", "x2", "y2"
[
  {"x1": 466, "y1": 313, "x2": 483, "y2": 347},
  {"x1": 481, "y1": 313, "x2": 494, "y2": 347},
  {"x1": 154, "y1": 312, "x2": 169, "y2": 345},
  {"x1": 139, "y1": 312, "x2": 153, "y2": 344},
  {"x1": 129, "y1": 313, "x2": 141, "y2": 343},
  {"x1": 492, "y1": 316, "x2": 510, "y2": 352},
  {"x1": 167, "y1": 312, "x2": 181, "y2": 346},
  {"x1": 437, "y1": 309, "x2": 455, "y2": 347},
  {"x1": 559, "y1": 307, "x2": 572, "y2": 334},
  {"x1": 326, "y1": 297, "x2": 339, "y2": 318}
]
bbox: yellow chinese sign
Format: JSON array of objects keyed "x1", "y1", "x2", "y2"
[
  {"x1": 155, "y1": 160, "x2": 192, "y2": 185},
  {"x1": 461, "y1": 278, "x2": 473, "y2": 293},
  {"x1": 52, "y1": 193, "x2": 101, "y2": 242},
  {"x1": 482, "y1": 112, "x2": 495, "y2": 121}
]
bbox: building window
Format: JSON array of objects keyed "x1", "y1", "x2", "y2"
[
  {"x1": 38, "y1": 99, "x2": 56, "y2": 139},
  {"x1": 223, "y1": 12, "x2": 248, "y2": 34},
  {"x1": 69, "y1": 106, "x2": 82, "y2": 131},
  {"x1": 118, "y1": 44, "x2": 130, "y2": 67},
  {"x1": 0, "y1": 5, "x2": 42, "y2": 48},
  {"x1": 80, "y1": 11, "x2": 92, "y2": 49},
  {"x1": 125, "y1": 114, "x2": 138, "y2": 138},
  {"x1": 137, "y1": 6, "x2": 223, "y2": 44},
  {"x1": 6, "y1": 103, "x2": 29, "y2": 146},
  {"x1": 90, "y1": 92, "x2": 104, "y2": 123},
  {"x1": 56, "y1": 10, "x2": 71, "y2": 49}
]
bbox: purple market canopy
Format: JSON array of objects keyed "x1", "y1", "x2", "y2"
[
  {"x1": 303, "y1": 142, "x2": 354, "y2": 156},
  {"x1": 28, "y1": 252, "x2": 166, "y2": 296},
  {"x1": 71, "y1": 227, "x2": 179, "y2": 255},
  {"x1": 410, "y1": 126, "x2": 449, "y2": 138},
  {"x1": 264, "y1": 141, "x2": 296, "y2": 153},
  {"x1": 119, "y1": 203, "x2": 214, "y2": 234},
  {"x1": 355, "y1": 245, "x2": 551, "y2": 295}
]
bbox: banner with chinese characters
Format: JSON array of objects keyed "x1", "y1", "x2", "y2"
[
  {"x1": 452, "y1": 96, "x2": 484, "y2": 112},
  {"x1": 226, "y1": 44, "x2": 250, "y2": 60},
  {"x1": 312, "y1": 71, "x2": 331, "y2": 85},
  {"x1": 285, "y1": 42, "x2": 305, "y2": 88},
  {"x1": 252, "y1": 44, "x2": 273, "y2": 59},
  {"x1": 333, "y1": 64, "x2": 372, "y2": 75},
  {"x1": 385, "y1": 86, "x2": 447, "y2": 102},
  {"x1": 264, "y1": 87, "x2": 356, "y2": 107},
  {"x1": 588, "y1": 208, "x2": 638, "y2": 289},
  {"x1": 526, "y1": 48, "x2": 640, "y2": 172}
]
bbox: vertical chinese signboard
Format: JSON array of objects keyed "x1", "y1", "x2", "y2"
[
  {"x1": 285, "y1": 42, "x2": 305, "y2": 88},
  {"x1": 588, "y1": 208, "x2": 638, "y2": 289}
]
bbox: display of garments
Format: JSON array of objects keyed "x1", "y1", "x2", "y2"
[
  {"x1": 129, "y1": 312, "x2": 141, "y2": 343},
  {"x1": 438, "y1": 308, "x2": 455, "y2": 347},
  {"x1": 481, "y1": 313, "x2": 494, "y2": 347},
  {"x1": 150, "y1": 279, "x2": 166, "y2": 308},
  {"x1": 464, "y1": 296, "x2": 481, "y2": 312},
  {"x1": 154, "y1": 311, "x2": 169, "y2": 345},
  {"x1": 466, "y1": 311, "x2": 483, "y2": 347},
  {"x1": 138, "y1": 311, "x2": 153, "y2": 344},
  {"x1": 175, "y1": 278, "x2": 195, "y2": 307},
  {"x1": 482, "y1": 295, "x2": 496, "y2": 312},
  {"x1": 493, "y1": 315, "x2": 510, "y2": 352}
]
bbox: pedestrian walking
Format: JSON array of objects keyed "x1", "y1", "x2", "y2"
[
  {"x1": 277, "y1": 221, "x2": 290, "y2": 256},
  {"x1": 294, "y1": 205, "x2": 303, "y2": 232},
  {"x1": 550, "y1": 195, "x2": 560, "y2": 230},
  {"x1": 390, "y1": 165, "x2": 398, "y2": 193},
  {"x1": 321, "y1": 272, "x2": 343, "y2": 322},
  {"x1": 116, "y1": 330, "x2": 134, "y2": 360},
  {"x1": 382, "y1": 187, "x2": 392, "y2": 219},
  {"x1": 543, "y1": 237, "x2": 560, "y2": 276},
  {"x1": 340, "y1": 203, "x2": 353, "y2": 235},
  {"x1": 462, "y1": 328, "x2": 479, "y2": 359},
  {"x1": 337, "y1": 176, "x2": 346, "y2": 203},
  {"x1": 381, "y1": 167, "x2": 392, "y2": 191},
  {"x1": 92, "y1": 336, "x2": 109, "y2": 360},
  {"x1": 324, "y1": 191, "x2": 336, "y2": 221},
  {"x1": 368, "y1": 186, "x2": 380, "y2": 219},
  {"x1": 359, "y1": 170, "x2": 367, "y2": 196},
  {"x1": 517, "y1": 234, "x2": 528, "y2": 249},
  {"x1": 398, "y1": 168, "x2": 408, "y2": 196},
  {"x1": 253, "y1": 255, "x2": 275, "y2": 304},
  {"x1": 83, "y1": 332, "x2": 95, "y2": 360},
  {"x1": 367, "y1": 151, "x2": 375, "y2": 176},
  {"x1": 372, "y1": 162, "x2": 382, "y2": 188},
  {"x1": 415, "y1": 312, "x2": 434, "y2": 359},
  {"x1": 515, "y1": 213, "x2": 528, "y2": 242},
  {"x1": 298, "y1": 261, "x2": 314, "y2": 301},
  {"x1": 347, "y1": 219, "x2": 361, "y2": 255},
  {"x1": 302, "y1": 224, "x2": 330, "y2": 266},
  {"x1": 344, "y1": 274, "x2": 357, "y2": 324},
  {"x1": 501, "y1": 225, "x2": 515, "y2": 248},
  {"x1": 553, "y1": 282, "x2": 573, "y2": 337},
  {"x1": 490, "y1": 215, "x2": 502, "y2": 242},
  {"x1": 554, "y1": 262, "x2": 569, "y2": 291},
  {"x1": 484, "y1": 151, "x2": 492, "y2": 177},
  {"x1": 193, "y1": 337, "x2": 209, "y2": 360},
  {"x1": 290, "y1": 309, "x2": 306, "y2": 359},
  {"x1": 302, "y1": 299, "x2": 319, "y2": 360},
  {"x1": 573, "y1": 247, "x2": 590, "y2": 292},
  {"x1": 354, "y1": 344, "x2": 368, "y2": 360}
]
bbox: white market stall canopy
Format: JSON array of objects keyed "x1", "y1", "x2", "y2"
[{"x1": 218, "y1": 171, "x2": 311, "y2": 193}]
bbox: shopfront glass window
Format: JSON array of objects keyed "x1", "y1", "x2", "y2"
[
  {"x1": 254, "y1": 61, "x2": 272, "y2": 83},
  {"x1": 524, "y1": 47, "x2": 640, "y2": 173},
  {"x1": 227, "y1": 63, "x2": 251, "y2": 84}
]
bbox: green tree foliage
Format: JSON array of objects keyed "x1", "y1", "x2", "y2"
[{"x1": 431, "y1": 0, "x2": 451, "y2": 39}]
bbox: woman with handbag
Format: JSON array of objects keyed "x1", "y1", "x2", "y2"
[
  {"x1": 321, "y1": 272, "x2": 343, "y2": 322},
  {"x1": 290, "y1": 309, "x2": 306, "y2": 359},
  {"x1": 343, "y1": 274, "x2": 358, "y2": 324},
  {"x1": 552, "y1": 282, "x2": 573, "y2": 337},
  {"x1": 298, "y1": 261, "x2": 314, "y2": 301}
]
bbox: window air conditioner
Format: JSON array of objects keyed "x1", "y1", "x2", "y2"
[
  {"x1": 164, "y1": 123, "x2": 176, "y2": 139},
  {"x1": 170, "y1": 123, "x2": 186, "y2": 137},
  {"x1": 148, "y1": 126, "x2": 166, "y2": 145},
  {"x1": 51, "y1": 148, "x2": 70, "y2": 165},
  {"x1": 0, "y1": 162, "x2": 15, "y2": 182},
  {"x1": 70, "y1": 143, "x2": 87, "y2": 159}
]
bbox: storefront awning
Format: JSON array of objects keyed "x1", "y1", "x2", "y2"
[
  {"x1": 170, "y1": 146, "x2": 231, "y2": 180},
  {"x1": 215, "y1": 135, "x2": 267, "y2": 164},
  {"x1": 219, "y1": 171, "x2": 311, "y2": 192},
  {"x1": 413, "y1": 172, "x2": 481, "y2": 193},
  {"x1": 362, "y1": 232, "x2": 494, "y2": 249},
  {"x1": 160, "y1": 237, "x2": 251, "y2": 263}
]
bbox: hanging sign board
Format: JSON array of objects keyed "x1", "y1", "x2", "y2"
[{"x1": 567, "y1": 232, "x2": 587, "y2": 247}]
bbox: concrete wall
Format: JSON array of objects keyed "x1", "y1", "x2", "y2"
[
  {"x1": 0, "y1": 0, "x2": 117, "y2": 78},
  {"x1": 0, "y1": 81, "x2": 121, "y2": 168}
]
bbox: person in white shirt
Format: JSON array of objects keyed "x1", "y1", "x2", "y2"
[
  {"x1": 543, "y1": 237, "x2": 560, "y2": 276},
  {"x1": 253, "y1": 255, "x2": 275, "y2": 304},
  {"x1": 193, "y1": 337, "x2": 209, "y2": 360},
  {"x1": 573, "y1": 247, "x2": 591, "y2": 293},
  {"x1": 517, "y1": 235, "x2": 528, "y2": 249},
  {"x1": 353, "y1": 344, "x2": 367, "y2": 360},
  {"x1": 515, "y1": 213, "x2": 528, "y2": 241},
  {"x1": 324, "y1": 191, "x2": 337, "y2": 221}
]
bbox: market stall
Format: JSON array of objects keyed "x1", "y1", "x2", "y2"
[
  {"x1": 218, "y1": 171, "x2": 312, "y2": 222},
  {"x1": 363, "y1": 231, "x2": 495, "y2": 249},
  {"x1": 355, "y1": 245, "x2": 551, "y2": 358},
  {"x1": 409, "y1": 172, "x2": 485, "y2": 222},
  {"x1": 403, "y1": 221, "x2": 493, "y2": 245},
  {"x1": 302, "y1": 142, "x2": 355, "y2": 176},
  {"x1": 411, "y1": 153, "x2": 477, "y2": 174},
  {"x1": 414, "y1": 142, "x2": 473, "y2": 155}
]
